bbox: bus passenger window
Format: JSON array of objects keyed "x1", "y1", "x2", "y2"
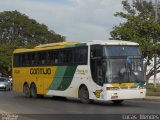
[
  {"x1": 53, "y1": 51, "x2": 59, "y2": 64},
  {"x1": 73, "y1": 47, "x2": 87, "y2": 64},
  {"x1": 47, "y1": 52, "x2": 53, "y2": 65}
]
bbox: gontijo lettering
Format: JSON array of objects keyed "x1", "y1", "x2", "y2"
[{"x1": 30, "y1": 68, "x2": 51, "y2": 75}]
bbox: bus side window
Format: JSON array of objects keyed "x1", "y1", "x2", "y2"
[
  {"x1": 57, "y1": 49, "x2": 73, "y2": 65},
  {"x1": 91, "y1": 45, "x2": 102, "y2": 58},
  {"x1": 90, "y1": 46, "x2": 96, "y2": 58},
  {"x1": 37, "y1": 52, "x2": 45, "y2": 65},
  {"x1": 13, "y1": 54, "x2": 18, "y2": 67},
  {"x1": 53, "y1": 51, "x2": 59, "y2": 64},
  {"x1": 65, "y1": 49, "x2": 72, "y2": 63},
  {"x1": 90, "y1": 45, "x2": 103, "y2": 86},
  {"x1": 59, "y1": 50, "x2": 64, "y2": 63},
  {"x1": 41, "y1": 52, "x2": 47, "y2": 65},
  {"x1": 31, "y1": 53, "x2": 35, "y2": 65},
  {"x1": 82, "y1": 48, "x2": 87, "y2": 63},
  {"x1": 47, "y1": 51, "x2": 52, "y2": 65},
  {"x1": 19, "y1": 54, "x2": 22, "y2": 67},
  {"x1": 25, "y1": 54, "x2": 29, "y2": 66},
  {"x1": 73, "y1": 47, "x2": 87, "y2": 65},
  {"x1": 34, "y1": 53, "x2": 38, "y2": 66}
]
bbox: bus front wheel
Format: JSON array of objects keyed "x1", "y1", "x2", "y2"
[
  {"x1": 79, "y1": 86, "x2": 91, "y2": 104},
  {"x1": 23, "y1": 84, "x2": 31, "y2": 98}
]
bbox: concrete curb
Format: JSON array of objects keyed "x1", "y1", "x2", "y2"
[{"x1": 142, "y1": 96, "x2": 160, "y2": 102}]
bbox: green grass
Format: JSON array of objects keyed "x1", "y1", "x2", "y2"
[
  {"x1": 147, "y1": 92, "x2": 160, "y2": 96},
  {"x1": 146, "y1": 84, "x2": 160, "y2": 96}
]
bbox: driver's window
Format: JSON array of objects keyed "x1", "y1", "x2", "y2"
[{"x1": 90, "y1": 45, "x2": 103, "y2": 86}]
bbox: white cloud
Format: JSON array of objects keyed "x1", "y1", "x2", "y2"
[{"x1": 0, "y1": 0, "x2": 123, "y2": 42}]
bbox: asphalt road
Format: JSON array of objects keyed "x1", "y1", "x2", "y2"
[{"x1": 0, "y1": 91, "x2": 160, "y2": 120}]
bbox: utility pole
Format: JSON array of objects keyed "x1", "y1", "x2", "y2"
[{"x1": 154, "y1": 0, "x2": 158, "y2": 88}]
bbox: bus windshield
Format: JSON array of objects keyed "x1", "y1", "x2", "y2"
[
  {"x1": 103, "y1": 46, "x2": 144, "y2": 83},
  {"x1": 102, "y1": 57, "x2": 144, "y2": 83},
  {"x1": 90, "y1": 45, "x2": 145, "y2": 85}
]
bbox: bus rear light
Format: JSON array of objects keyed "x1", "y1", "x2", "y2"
[
  {"x1": 111, "y1": 96, "x2": 118, "y2": 99},
  {"x1": 111, "y1": 93, "x2": 118, "y2": 99},
  {"x1": 139, "y1": 86, "x2": 145, "y2": 89}
]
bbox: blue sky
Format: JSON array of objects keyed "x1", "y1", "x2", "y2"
[
  {"x1": 31, "y1": 0, "x2": 71, "y2": 4},
  {"x1": 0, "y1": 0, "x2": 124, "y2": 42}
]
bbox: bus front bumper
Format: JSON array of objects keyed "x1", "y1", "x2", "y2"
[{"x1": 102, "y1": 89, "x2": 146, "y2": 101}]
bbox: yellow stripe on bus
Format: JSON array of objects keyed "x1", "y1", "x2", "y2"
[{"x1": 111, "y1": 83, "x2": 135, "y2": 87}]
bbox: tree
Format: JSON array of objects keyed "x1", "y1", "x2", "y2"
[
  {"x1": 110, "y1": 0, "x2": 160, "y2": 83},
  {"x1": 0, "y1": 11, "x2": 65, "y2": 76}
]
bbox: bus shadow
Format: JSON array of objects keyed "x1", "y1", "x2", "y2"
[
  {"x1": 40, "y1": 96, "x2": 139, "y2": 108},
  {"x1": 13, "y1": 93, "x2": 141, "y2": 108}
]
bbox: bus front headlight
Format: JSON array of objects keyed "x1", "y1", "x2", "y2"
[
  {"x1": 106, "y1": 87, "x2": 119, "y2": 90},
  {"x1": 139, "y1": 86, "x2": 145, "y2": 89}
]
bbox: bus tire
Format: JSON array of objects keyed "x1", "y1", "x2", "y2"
[
  {"x1": 23, "y1": 84, "x2": 31, "y2": 98},
  {"x1": 112, "y1": 100, "x2": 124, "y2": 105},
  {"x1": 30, "y1": 83, "x2": 37, "y2": 98},
  {"x1": 37, "y1": 94, "x2": 44, "y2": 98},
  {"x1": 78, "y1": 86, "x2": 91, "y2": 104}
]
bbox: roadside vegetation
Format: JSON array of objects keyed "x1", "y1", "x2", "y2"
[
  {"x1": 146, "y1": 84, "x2": 160, "y2": 96},
  {"x1": 110, "y1": 0, "x2": 160, "y2": 84},
  {"x1": 0, "y1": 11, "x2": 65, "y2": 76}
]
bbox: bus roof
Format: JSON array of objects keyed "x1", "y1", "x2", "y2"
[
  {"x1": 87, "y1": 40, "x2": 139, "y2": 46},
  {"x1": 13, "y1": 42, "x2": 80, "y2": 53},
  {"x1": 35, "y1": 42, "x2": 80, "y2": 48},
  {"x1": 13, "y1": 40, "x2": 139, "y2": 53}
]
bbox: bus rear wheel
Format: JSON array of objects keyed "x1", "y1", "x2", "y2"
[
  {"x1": 30, "y1": 84, "x2": 44, "y2": 98},
  {"x1": 79, "y1": 86, "x2": 91, "y2": 104},
  {"x1": 30, "y1": 84, "x2": 38, "y2": 98},
  {"x1": 23, "y1": 84, "x2": 31, "y2": 98}
]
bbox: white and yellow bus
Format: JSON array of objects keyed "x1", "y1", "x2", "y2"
[{"x1": 12, "y1": 40, "x2": 146, "y2": 104}]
